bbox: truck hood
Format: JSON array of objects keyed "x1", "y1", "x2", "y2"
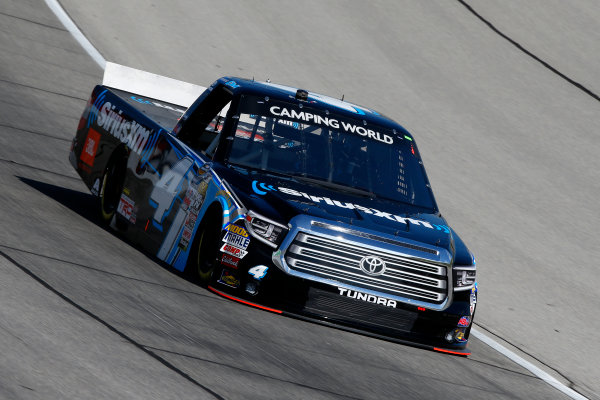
[{"x1": 215, "y1": 165, "x2": 454, "y2": 253}]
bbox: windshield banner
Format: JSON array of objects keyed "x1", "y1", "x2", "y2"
[{"x1": 269, "y1": 106, "x2": 393, "y2": 145}]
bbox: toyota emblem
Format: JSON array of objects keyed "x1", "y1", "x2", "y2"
[{"x1": 359, "y1": 256, "x2": 386, "y2": 276}]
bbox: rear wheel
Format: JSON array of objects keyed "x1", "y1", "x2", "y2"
[{"x1": 99, "y1": 151, "x2": 126, "y2": 224}]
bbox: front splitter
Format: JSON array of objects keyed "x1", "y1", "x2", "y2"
[{"x1": 207, "y1": 285, "x2": 471, "y2": 356}]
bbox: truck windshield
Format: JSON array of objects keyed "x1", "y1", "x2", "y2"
[{"x1": 226, "y1": 95, "x2": 436, "y2": 210}]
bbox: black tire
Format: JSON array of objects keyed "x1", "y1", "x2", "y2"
[
  {"x1": 99, "y1": 151, "x2": 126, "y2": 224},
  {"x1": 188, "y1": 211, "x2": 223, "y2": 284}
]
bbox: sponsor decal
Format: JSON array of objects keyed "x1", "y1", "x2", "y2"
[
  {"x1": 359, "y1": 256, "x2": 386, "y2": 276},
  {"x1": 221, "y1": 254, "x2": 240, "y2": 269},
  {"x1": 96, "y1": 101, "x2": 154, "y2": 155},
  {"x1": 248, "y1": 265, "x2": 269, "y2": 280},
  {"x1": 91, "y1": 178, "x2": 100, "y2": 196},
  {"x1": 252, "y1": 180, "x2": 277, "y2": 195},
  {"x1": 177, "y1": 177, "x2": 207, "y2": 251},
  {"x1": 226, "y1": 224, "x2": 248, "y2": 238},
  {"x1": 337, "y1": 288, "x2": 397, "y2": 308},
  {"x1": 222, "y1": 231, "x2": 251, "y2": 249},
  {"x1": 218, "y1": 269, "x2": 240, "y2": 288},
  {"x1": 454, "y1": 328, "x2": 467, "y2": 343},
  {"x1": 457, "y1": 316, "x2": 471, "y2": 327},
  {"x1": 269, "y1": 106, "x2": 393, "y2": 144},
  {"x1": 80, "y1": 128, "x2": 100, "y2": 167},
  {"x1": 252, "y1": 183, "x2": 441, "y2": 231},
  {"x1": 469, "y1": 282, "x2": 478, "y2": 315},
  {"x1": 225, "y1": 80, "x2": 240, "y2": 89},
  {"x1": 179, "y1": 226, "x2": 193, "y2": 250},
  {"x1": 277, "y1": 119, "x2": 300, "y2": 130},
  {"x1": 220, "y1": 243, "x2": 248, "y2": 258},
  {"x1": 116, "y1": 193, "x2": 136, "y2": 223}
]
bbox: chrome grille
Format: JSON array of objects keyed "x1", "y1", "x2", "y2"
[{"x1": 285, "y1": 232, "x2": 449, "y2": 304}]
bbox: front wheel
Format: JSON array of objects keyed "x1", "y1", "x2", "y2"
[{"x1": 190, "y1": 217, "x2": 223, "y2": 285}]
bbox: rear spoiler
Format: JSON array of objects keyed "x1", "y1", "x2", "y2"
[{"x1": 102, "y1": 62, "x2": 206, "y2": 108}]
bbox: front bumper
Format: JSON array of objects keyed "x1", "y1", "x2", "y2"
[{"x1": 212, "y1": 216, "x2": 476, "y2": 353}]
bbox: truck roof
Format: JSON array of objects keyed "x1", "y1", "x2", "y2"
[{"x1": 218, "y1": 76, "x2": 413, "y2": 139}]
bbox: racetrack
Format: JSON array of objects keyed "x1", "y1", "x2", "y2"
[{"x1": 1, "y1": 1, "x2": 598, "y2": 399}]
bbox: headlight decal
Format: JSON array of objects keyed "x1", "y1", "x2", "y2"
[
  {"x1": 244, "y1": 211, "x2": 289, "y2": 248},
  {"x1": 453, "y1": 264, "x2": 476, "y2": 291}
]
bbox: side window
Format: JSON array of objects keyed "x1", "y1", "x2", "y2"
[{"x1": 176, "y1": 86, "x2": 232, "y2": 157}]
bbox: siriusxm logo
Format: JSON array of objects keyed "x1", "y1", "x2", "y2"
[
  {"x1": 250, "y1": 181, "x2": 448, "y2": 232},
  {"x1": 251, "y1": 180, "x2": 276, "y2": 195},
  {"x1": 96, "y1": 102, "x2": 153, "y2": 155}
]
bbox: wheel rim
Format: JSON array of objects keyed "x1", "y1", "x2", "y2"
[{"x1": 100, "y1": 171, "x2": 115, "y2": 220}]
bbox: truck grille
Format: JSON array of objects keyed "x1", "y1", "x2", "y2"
[{"x1": 285, "y1": 232, "x2": 448, "y2": 304}]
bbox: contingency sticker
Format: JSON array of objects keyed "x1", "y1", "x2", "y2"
[
  {"x1": 222, "y1": 231, "x2": 251, "y2": 249},
  {"x1": 178, "y1": 176, "x2": 208, "y2": 251},
  {"x1": 116, "y1": 193, "x2": 136, "y2": 223},
  {"x1": 457, "y1": 316, "x2": 471, "y2": 327},
  {"x1": 470, "y1": 283, "x2": 478, "y2": 316},
  {"x1": 218, "y1": 269, "x2": 240, "y2": 288},
  {"x1": 221, "y1": 254, "x2": 240, "y2": 269},
  {"x1": 226, "y1": 224, "x2": 249, "y2": 237},
  {"x1": 220, "y1": 243, "x2": 248, "y2": 259}
]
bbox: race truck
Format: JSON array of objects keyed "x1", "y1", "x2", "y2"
[{"x1": 70, "y1": 63, "x2": 478, "y2": 355}]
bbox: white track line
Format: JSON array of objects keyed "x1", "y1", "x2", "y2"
[
  {"x1": 44, "y1": 0, "x2": 106, "y2": 69},
  {"x1": 44, "y1": 2, "x2": 589, "y2": 399},
  {"x1": 471, "y1": 328, "x2": 587, "y2": 400}
]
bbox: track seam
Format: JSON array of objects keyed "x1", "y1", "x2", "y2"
[
  {"x1": 146, "y1": 345, "x2": 365, "y2": 400},
  {"x1": 457, "y1": 0, "x2": 599, "y2": 102},
  {"x1": 0, "y1": 78, "x2": 87, "y2": 100},
  {"x1": 0, "y1": 250, "x2": 225, "y2": 400},
  {"x1": 458, "y1": 2, "x2": 593, "y2": 397},
  {"x1": 0, "y1": 123, "x2": 71, "y2": 142},
  {"x1": 0, "y1": 244, "x2": 209, "y2": 298},
  {"x1": 0, "y1": 158, "x2": 79, "y2": 180},
  {"x1": 0, "y1": 10, "x2": 67, "y2": 31}
]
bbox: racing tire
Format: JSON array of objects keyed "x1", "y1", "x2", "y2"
[
  {"x1": 99, "y1": 151, "x2": 126, "y2": 225},
  {"x1": 190, "y1": 213, "x2": 223, "y2": 285}
]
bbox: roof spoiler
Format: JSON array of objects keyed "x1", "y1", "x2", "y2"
[{"x1": 102, "y1": 62, "x2": 206, "y2": 108}]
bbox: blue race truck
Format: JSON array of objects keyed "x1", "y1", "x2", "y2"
[{"x1": 70, "y1": 64, "x2": 477, "y2": 354}]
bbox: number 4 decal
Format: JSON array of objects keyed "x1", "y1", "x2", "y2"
[
  {"x1": 150, "y1": 156, "x2": 194, "y2": 227},
  {"x1": 248, "y1": 265, "x2": 269, "y2": 280}
]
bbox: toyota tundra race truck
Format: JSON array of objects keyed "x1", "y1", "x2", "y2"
[{"x1": 70, "y1": 63, "x2": 478, "y2": 355}]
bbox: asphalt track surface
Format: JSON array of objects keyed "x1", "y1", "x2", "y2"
[{"x1": 0, "y1": 1, "x2": 598, "y2": 399}]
